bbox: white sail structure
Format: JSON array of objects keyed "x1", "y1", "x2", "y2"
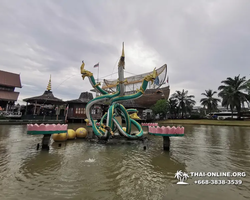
[{"x1": 102, "y1": 64, "x2": 167, "y2": 94}]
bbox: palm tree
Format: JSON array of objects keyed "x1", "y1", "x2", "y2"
[
  {"x1": 168, "y1": 98, "x2": 179, "y2": 118},
  {"x1": 246, "y1": 79, "x2": 250, "y2": 108},
  {"x1": 200, "y1": 89, "x2": 221, "y2": 114},
  {"x1": 218, "y1": 75, "x2": 250, "y2": 119},
  {"x1": 171, "y1": 89, "x2": 196, "y2": 118}
]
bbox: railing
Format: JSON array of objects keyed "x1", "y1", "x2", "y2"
[
  {"x1": 21, "y1": 115, "x2": 65, "y2": 121},
  {"x1": 1, "y1": 111, "x2": 22, "y2": 117}
]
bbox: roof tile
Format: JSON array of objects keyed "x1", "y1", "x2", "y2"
[{"x1": 0, "y1": 70, "x2": 22, "y2": 88}]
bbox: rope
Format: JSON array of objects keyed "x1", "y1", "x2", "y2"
[
  {"x1": 111, "y1": 58, "x2": 119, "y2": 79},
  {"x1": 124, "y1": 71, "x2": 138, "y2": 76}
]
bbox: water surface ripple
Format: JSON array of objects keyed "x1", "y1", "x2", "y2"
[{"x1": 0, "y1": 124, "x2": 250, "y2": 200}]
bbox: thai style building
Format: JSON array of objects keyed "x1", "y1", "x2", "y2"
[
  {"x1": 0, "y1": 70, "x2": 22, "y2": 110},
  {"x1": 23, "y1": 76, "x2": 65, "y2": 120},
  {"x1": 66, "y1": 92, "x2": 103, "y2": 123}
]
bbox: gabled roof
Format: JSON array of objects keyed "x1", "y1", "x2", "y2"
[
  {"x1": 0, "y1": 91, "x2": 20, "y2": 101},
  {"x1": 0, "y1": 70, "x2": 22, "y2": 88},
  {"x1": 23, "y1": 90, "x2": 65, "y2": 105},
  {"x1": 67, "y1": 92, "x2": 93, "y2": 104}
]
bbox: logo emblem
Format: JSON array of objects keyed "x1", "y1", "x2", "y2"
[{"x1": 175, "y1": 170, "x2": 189, "y2": 184}]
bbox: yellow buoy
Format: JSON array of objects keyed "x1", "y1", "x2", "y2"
[
  {"x1": 67, "y1": 129, "x2": 76, "y2": 140},
  {"x1": 76, "y1": 127, "x2": 88, "y2": 138},
  {"x1": 52, "y1": 133, "x2": 67, "y2": 142}
]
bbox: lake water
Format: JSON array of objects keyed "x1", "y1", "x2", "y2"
[{"x1": 0, "y1": 124, "x2": 250, "y2": 200}]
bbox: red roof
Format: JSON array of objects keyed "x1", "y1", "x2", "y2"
[
  {"x1": 0, "y1": 91, "x2": 20, "y2": 101},
  {"x1": 0, "y1": 70, "x2": 22, "y2": 88}
]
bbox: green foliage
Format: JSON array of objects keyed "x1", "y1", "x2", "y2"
[
  {"x1": 189, "y1": 114, "x2": 201, "y2": 119},
  {"x1": 169, "y1": 98, "x2": 179, "y2": 117},
  {"x1": 218, "y1": 75, "x2": 250, "y2": 118},
  {"x1": 151, "y1": 99, "x2": 169, "y2": 117},
  {"x1": 200, "y1": 89, "x2": 221, "y2": 113},
  {"x1": 246, "y1": 79, "x2": 250, "y2": 95},
  {"x1": 170, "y1": 89, "x2": 196, "y2": 118}
]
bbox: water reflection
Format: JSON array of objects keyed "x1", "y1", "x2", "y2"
[{"x1": 0, "y1": 124, "x2": 250, "y2": 200}]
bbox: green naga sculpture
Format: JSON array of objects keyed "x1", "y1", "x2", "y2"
[{"x1": 80, "y1": 43, "x2": 157, "y2": 140}]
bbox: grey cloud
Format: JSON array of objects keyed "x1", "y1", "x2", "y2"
[{"x1": 1, "y1": 0, "x2": 250, "y2": 105}]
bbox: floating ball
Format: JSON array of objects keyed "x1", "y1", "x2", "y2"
[
  {"x1": 67, "y1": 129, "x2": 76, "y2": 140},
  {"x1": 76, "y1": 127, "x2": 88, "y2": 138},
  {"x1": 52, "y1": 133, "x2": 67, "y2": 142},
  {"x1": 122, "y1": 127, "x2": 126, "y2": 132}
]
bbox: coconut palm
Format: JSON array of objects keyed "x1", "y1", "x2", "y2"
[
  {"x1": 246, "y1": 79, "x2": 250, "y2": 96},
  {"x1": 168, "y1": 98, "x2": 179, "y2": 118},
  {"x1": 246, "y1": 79, "x2": 250, "y2": 108},
  {"x1": 218, "y1": 75, "x2": 250, "y2": 118},
  {"x1": 200, "y1": 89, "x2": 221, "y2": 114},
  {"x1": 171, "y1": 90, "x2": 196, "y2": 118}
]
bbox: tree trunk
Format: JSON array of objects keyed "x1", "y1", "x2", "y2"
[
  {"x1": 230, "y1": 105, "x2": 234, "y2": 118},
  {"x1": 236, "y1": 106, "x2": 241, "y2": 119}
]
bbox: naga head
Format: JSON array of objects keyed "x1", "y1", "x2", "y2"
[
  {"x1": 80, "y1": 60, "x2": 85, "y2": 73},
  {"x1": 80, "y1": 61, "x2": 93, "y2": 80},
  {"x1": 152, "y1": 68, "x2": 157, "y2": 79},
  {"x1": 144, "y1": 68, "x2": 158, "y2": 83},
  {"x1": 129, "y1": 112, "x2": 141, "y2": 120}
]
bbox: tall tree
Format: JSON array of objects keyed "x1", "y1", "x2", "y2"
[
  {"x1": 200, "y1": 89, "x2": 221, "y2": 114},
  {"x1": 171, "y1": 89, "x2": 196, "y2": 118},
  {"x1": 151, "y1": 99, "x2": 169, "y2": 119},
  {"x1": 218, "y1": 75, "x2": 250, "y2": 118},
  {"x1": 246, "y1": 79, "x2": 250, "y2": 108},
  {"x1": 168, "y1": 98, "x2": 179, "y2": 118}
]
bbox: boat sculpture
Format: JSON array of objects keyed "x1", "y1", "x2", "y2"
[
  {"x1": 99, "y1": 62, "x2": 169, "y2": 109},
  {"x1": 81, "y1": 43, "x2": 160, "y2": 140}
]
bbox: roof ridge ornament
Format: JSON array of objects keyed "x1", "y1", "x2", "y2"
[{"x1": 47, "y1": 75, "x2": 51, "y2": 91}]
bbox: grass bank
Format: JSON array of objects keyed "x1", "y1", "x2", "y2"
[{"x1": 159, "y1": 119, "x2": 250, "y2": 127}]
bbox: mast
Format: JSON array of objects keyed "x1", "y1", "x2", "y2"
[{"x1": 118, "y1": 42, "x2": 125, "y2": 96}]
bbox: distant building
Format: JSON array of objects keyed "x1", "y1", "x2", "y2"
[
  {"x1": 23, "y1": 76, "x2": 65, "y2": 117},
  {"x1": 216, "y1": 106, "x2": 230, "y2": 112},
  {"x1": 66, "y1": 92, "x2": 103, "y2": 123},
  {"x1": 0, "y1": 70, "x2": 22, "y2": 110}
]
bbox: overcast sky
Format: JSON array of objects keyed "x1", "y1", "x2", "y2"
[{"x1": 0, "y1": 0, "x2": 250, "y2": 106}]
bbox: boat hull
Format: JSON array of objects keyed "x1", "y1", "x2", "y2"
[{"x1": 133, "y1": 86, "x2": 170, "y2": 108}]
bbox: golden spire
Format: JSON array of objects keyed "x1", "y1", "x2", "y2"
[
  {"x1": 121, "y1": 42, "x2": 125, "y2": 57},
  {"x1": 118, "y1": 42, "x2": 125, "y2": 69},
  {"x1": 47, "y1": 75, "x2": 51, "y2": 91}
]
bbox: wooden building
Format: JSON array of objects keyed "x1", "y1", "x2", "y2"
[
  {"x1": 66, "y1": 92, "x2": 103, "y2": 123},
  {"x1": 23, "y1": 76, "x2": 65, "y2": 120},
  {"x1": 0, "y1": 70, "x2": 22, "y2": 110}
]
